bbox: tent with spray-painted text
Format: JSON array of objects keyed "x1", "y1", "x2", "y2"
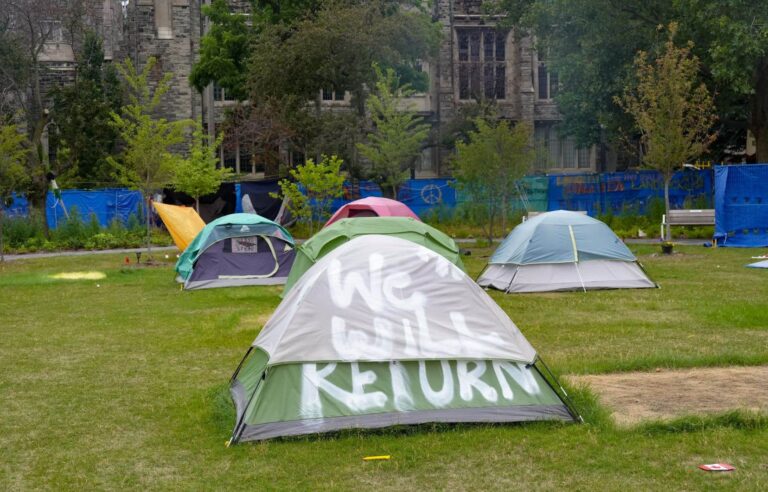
[
  {"x1": 282, "y1": 216, "x2": 464, "y2": 295},
  {"x1": 477, "y1": 210, "x2": 656, "y2": 293},
  {"x1": 229, "y1": 235, "x2": 578, "y2": 443}
]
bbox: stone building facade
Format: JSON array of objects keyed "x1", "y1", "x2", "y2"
[{"x1": 105, "y1": 1, "x2": 600, "y2": 176}]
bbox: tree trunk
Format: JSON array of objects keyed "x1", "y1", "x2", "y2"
[
  {"x1": 664, "y1": 174, "x2": 672, "y2": 240},
  {"x1": 195, "y1": 197, "x2": 200, "y2": 213},
  {"x1": 145, "y1": 195, "x2": 153, "y2": 253},
  {"x1": 750, "y1": 57, "x2": 768, "y2": 162},
  {"x1": 487, "y1": 198, "x2": 495, "y2": 245},
  {"x1": 501, "y1": 192, "x2": 508, "y2": 237},
  {"x1": 0, "y1": 208, "x2": 4, "y2": 262}
]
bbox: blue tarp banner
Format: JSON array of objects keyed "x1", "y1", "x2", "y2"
[
  {"x1": 46, "y1": 188, "x2": 144, "y2": 229},
  {"x1": 547, "y1": 170, "x2": 713, "y2": 216},
  {"x1": 714, "y1": 164, "x2": 768, "y2": 247},
  {"x1": 1, "y1": 193, "x2": 29, "y2": 218}
]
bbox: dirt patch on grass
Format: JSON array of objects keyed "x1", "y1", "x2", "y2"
[{"x1": 568, "y1": 366, "x2": 768, "y2": 425}]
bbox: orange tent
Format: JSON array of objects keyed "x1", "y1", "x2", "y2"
[{"x1": 153, "y1": 202, "x2": 206, "y2": 251}]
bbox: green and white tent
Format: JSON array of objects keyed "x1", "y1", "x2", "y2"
[
  {"x1": 229, "y1": 235, "x2": 577, "y2": 443},
  {"x1": 282, "y1": 216, "x2": 465, "y2": 295}
]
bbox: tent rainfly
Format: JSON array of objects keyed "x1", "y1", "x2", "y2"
[
  {"x1": 478, "y1": 210, "x2": 656, "y2": 293},
  {"x1": 325, "y1": 197, "x2": 420, "y2": 227},
  {"x1": 282, "y1": 216, "x2": 464, "y2": 295},
  {"x1": 152, "y1": 202, "x2": 206, "y2": 251},
  {"x1": 176, "y1": 213, "x2": 295, "y2": 290},
  {"x1": 229, "y1": 235, "x2": 578, "y2": 443}
]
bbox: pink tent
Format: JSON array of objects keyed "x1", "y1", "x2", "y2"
[{"x1": 324, "y1": 197, "x2": 421, "y2": 227}]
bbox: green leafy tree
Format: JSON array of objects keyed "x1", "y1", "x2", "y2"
[
  {"x1": 357, "y1": 65, "x2": 431, "y2": 198},
  {"x1": 249, "y1": 1, "x2": 439, "y2": 113},
  {"x1": 107, "y1": 57, "x2": 194, "y2": 250},
  {"x1": 190, "y1": 0, "x2": 250, "y2": 100},
  {"x1": 272, "y1": 155, "x2": 345, "y2": 234},
  {"x1": 616, "y1": 26, "x2": 717, "y2": 240},
  {"x1": 493, "y1": 0, "x2": 768, "y2": 161},
  {"x1": 172, "y1": 122, "x2": 232, "y2": 212},
  {"x1": 51, "y1": 31, "x2": 122, "y2": 185},
  {"x1": 453, "y1": 117, "x2": 535, "y2": 244},
  {"x1": 0, "y1": 122, "x2": 29, "y2": 261}
]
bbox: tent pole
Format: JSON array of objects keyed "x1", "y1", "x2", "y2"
[
  {"x1": 535, "y1": 356, "x2": 584, "y2": 423},
  {"x1": 230, "y1": 346, "x2": 253, "y2": 383}
]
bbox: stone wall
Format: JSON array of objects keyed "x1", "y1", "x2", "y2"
[{"x1": 115, "y1": 0, "x2": 202, "y2": 123}]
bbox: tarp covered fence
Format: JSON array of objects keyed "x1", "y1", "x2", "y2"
[
  {"x1": 46, "y1": 188, "x2": 144, "y2": 229},
  {"x1": 5, "y1": 168, "x2": 718, "y2": 227},
  {"x1": 714, "y1": 164, "x2": 768, "y2": 247},
  {"x1": 547, "y1": 170, "x2": 713, "y2": 216}
]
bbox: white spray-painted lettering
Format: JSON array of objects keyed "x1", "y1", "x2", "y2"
[
  {"x1": 327, "y1": 255, "x2": 384, "y2": 311},
  {"x1": 418, "y1": 360, "x2": 454, "y2": 407},
  {"x1": 492, "y1": 361, "x2": 541, "y2": 399},
  {"x1": 389, "y1": 361, "x2": 414, "y2": 411},
  {"x1": 330, "y1": 316, "x2": 393, "y2": 360},
  {"x1": 457, "y1": 361, "x2": 498, "y2": 402},
  {"x1": 300, "y1": 362, "x2": 387, "y2": 419},
  {"x1": 300, "y1": 361, "x2": 543, "y2": 416}
]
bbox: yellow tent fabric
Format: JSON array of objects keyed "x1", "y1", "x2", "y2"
[{"x1": 153, "y1": 202, "x2": 206, "y2": 251}]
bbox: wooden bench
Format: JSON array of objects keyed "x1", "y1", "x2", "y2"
[{"x1": 660, "y1": 209, "x2": 715, "y2": 240}]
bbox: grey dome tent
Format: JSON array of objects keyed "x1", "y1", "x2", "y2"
[
  {"x1": 175, "y1": 213, "x2": 295, "y2": 290},
  {"x1": 477, "y1": 210, "x2": 656, "y2": 293},
  {"x1": 229, "y1": 235, "x2": 578, "y2": 443}
]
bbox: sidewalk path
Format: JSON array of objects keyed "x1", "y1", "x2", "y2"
[
  {"x1": 2, "y1": 246, "x2": 178, "y2": 262},
  {"x1": 2, "y1": 237, "x2": 710, "y2": 262}
]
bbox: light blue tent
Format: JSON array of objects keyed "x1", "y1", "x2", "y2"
[
  {"x1": 478, "y1": 211, "x2": 656, "y2": 293},
  {"x1": 747, "y1": 260, "x2": 768, "y2": 269}
]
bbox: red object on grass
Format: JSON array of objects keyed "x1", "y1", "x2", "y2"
[
  {"x1": 125, "y1": 257, "x2": 130, "y2": 264},
  {"x1": 698, "y1": 463, "x2": 735, "y2": 472}
]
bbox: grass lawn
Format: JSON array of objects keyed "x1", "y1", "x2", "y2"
[{"x1": 1, "y1": 245, "x2": 767, "y2": 490}]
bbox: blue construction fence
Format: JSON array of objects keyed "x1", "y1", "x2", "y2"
[
  {"x1": 1, "y1": 189, "x2": 144, "y2": 229},
  {"x1": 2, "y1": 169, "x2": 715, "y2": 228},
  {"x1": 326, "y1": 169, "x2": 713, "y2": 218},
  {"x1": 714, "y1": 164, "x2": 768, "y2": 247}
]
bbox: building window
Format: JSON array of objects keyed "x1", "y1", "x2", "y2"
[
  {"x1": 41, "y1": 20, "x2": 64, "y2": 43},
  {"x1": 537, "y1": 60, "x2": 558, "y2": 100},
  {"x1": 321, "y1": 89, "x2": 346, "y2": 102},
  {"x1": 534, "y1": 124, "x2": 592, "y2": 171},
  {"x1": 213, "y1": 83, "x2": 235, "y2": 102},
  {"x1": 155, "y1": 0, "x2": 173, "y2": 39},
  {"x1": 457, "y1": 29, "x2": 507, "y2": 101}
]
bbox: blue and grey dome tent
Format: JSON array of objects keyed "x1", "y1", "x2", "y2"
[
  {"x1": 478, "y1": 210, "x2": 656, "y2": 293},
  {"x1": 176, "y1": 213, "x2": 295, "y2": 290}
]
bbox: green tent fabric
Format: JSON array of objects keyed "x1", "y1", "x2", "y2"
[
  {"x1": 175, "y1": 213, "x2": 294, "y2": 282},
  {"x1": 229, "y1": 235, "x2": 577, "y2": 443},
  {"x1": 282, "y1": 217, "x2": 464, "y2": 295}
]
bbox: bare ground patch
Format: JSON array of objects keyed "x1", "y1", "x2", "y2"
[{"x1": 568, "y1": 366, "x2": 768, "y2": 425}]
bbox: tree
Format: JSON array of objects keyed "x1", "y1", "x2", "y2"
[
  {"x1": 616, "y1": 26, "x2": 717, "y2": 240},
  {"x1": 0, "y1": 121, "x2": 29, "y2": 261},
  {"x1": 189, "y1": 0, "x2": 250, "y2": 101},
  {"x1": 172, "y1": 122, "x2": 232, "y2": 212},
  {"x1": 493, "y1": 0, "x2": 768, "y2": 161},
  {"x1": 0, "y1": 0, "x2": 102, "y2": 231},
  {"x1": 107, "y1": 57, "x2": 194, "y2": 250},
  {"x1": 453, "y1": 117, "x2": 535, "y2": 244},
  {"x1": 356, "y1": 65, "x2": 431, "y2": 198},
  {"x1": 272, "y1": 155, "x2": 345, "y2": 234},
  {"x1": 249, "y1": 1, "x2": 439, "y2": 113},
  {"x1": 51, "y1": 31, "x2": 122, "y2": 185}
]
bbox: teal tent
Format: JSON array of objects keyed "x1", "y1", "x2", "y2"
[
  {"x1": 478, "y1": 211, "x2": 656, "y2": 292},
  {"x1": 176, "y1": 213, "x2": 295, "y2": 290}
]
